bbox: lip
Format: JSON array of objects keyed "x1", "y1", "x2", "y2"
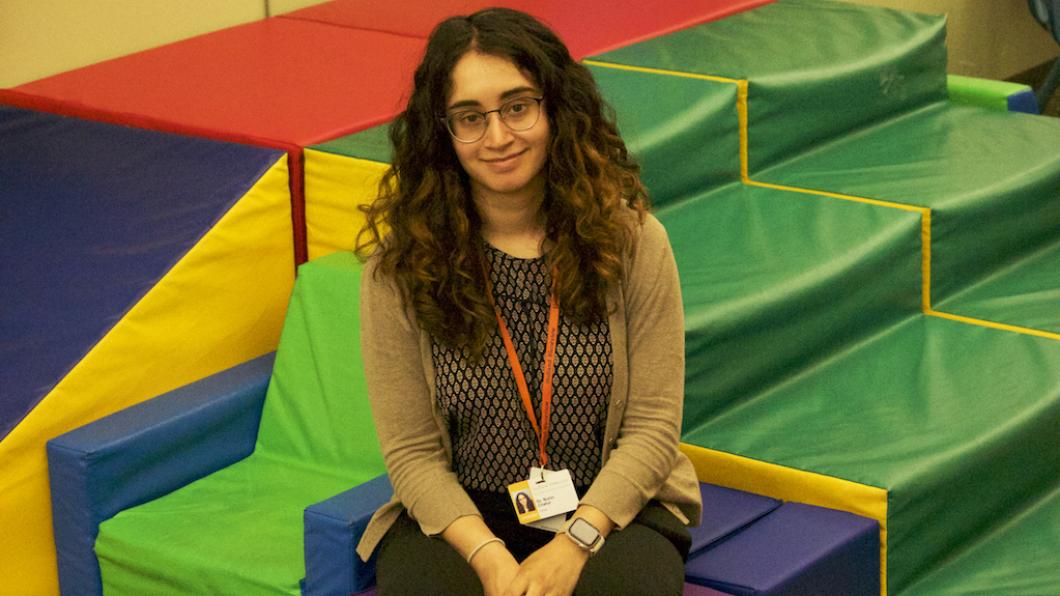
[{"x1": 482, "y1": 149, "x2": 527, "y2": 171}]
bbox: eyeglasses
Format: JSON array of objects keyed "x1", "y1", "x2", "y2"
[{"x1": 441, "y1": 96, "x2": 544, "y2": 143}]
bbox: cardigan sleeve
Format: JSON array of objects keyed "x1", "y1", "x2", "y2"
[
  {"x1": 580, "y1": 214, "x2": 687, "y2": 528},
  {"x1": 359, "y1": 258, "x2": 480, "y2": 535}
]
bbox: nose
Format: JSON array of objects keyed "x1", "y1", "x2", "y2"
[{"x1": 482, "y1": 111, "x2": 514, "y2": 148}]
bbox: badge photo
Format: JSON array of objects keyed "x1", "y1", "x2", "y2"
[{"x1": 508, "y1": 481, "x2": 541, "y2": 523}]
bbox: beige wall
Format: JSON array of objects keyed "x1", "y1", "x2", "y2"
[
  {"x1": 842, "y1": 0, "x2": 1057, "y2": 79},
  {"x1": 0, "y1": 0, "x2": 330, "y2": 88},
  {"x1": 2, "y1": 0, "x2": 1057, "y2": 88}
]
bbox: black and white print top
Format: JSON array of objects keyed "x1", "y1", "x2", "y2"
[{"x1": 431, "y1": 242, "x2": 613, "y2": 492}]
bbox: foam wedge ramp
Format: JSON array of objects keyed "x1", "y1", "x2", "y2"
[
  {"x1": 94, "y1": 252, "x2": 386, "y2": 594},
  {"x1": 0, "y1": 105, "x2": 293, "y2": 592},
  {"x1": 0, "y1": 15, "x2": 430, "y2": 268}
]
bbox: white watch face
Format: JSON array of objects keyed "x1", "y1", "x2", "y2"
[{"x1": 569, "y1": 518, "x2": 599, "y2": 546}]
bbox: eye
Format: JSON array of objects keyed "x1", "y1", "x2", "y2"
[
  {"x1": 456, "y1": 112, "x2": 483, "y2": 125},
  {"x1": 506, "y1": 99, "x2": 531, "y2": 114}
]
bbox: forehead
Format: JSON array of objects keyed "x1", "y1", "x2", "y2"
[{"x1": 447, "y1": 51, "x2": 538, "y2": 108}]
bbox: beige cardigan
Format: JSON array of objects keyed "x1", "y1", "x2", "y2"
[{"x1": 355, "y1": 212, "x2": 702, "y2": 561}]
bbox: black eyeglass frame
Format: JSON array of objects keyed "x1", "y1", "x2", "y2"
[{"x1": 439, "y1": 96, "x2": 545, "y2": 143}]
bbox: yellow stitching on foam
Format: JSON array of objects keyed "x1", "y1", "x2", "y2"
[
  {"x1": 921, "y1": 210, "x2": 932, "y2": 312},
  {"x1": 582, "y1": 59, "x2": 742, "y2": 84},
  {"x1": 583, "y1": 60, "x2": 1057, "y2": 342},
  {"x1": 925, "y1": 310, "x2": 1060, "y2": 341},
  {"x1": 737, "y1": 80, "x2": 750, "y2": 183}
]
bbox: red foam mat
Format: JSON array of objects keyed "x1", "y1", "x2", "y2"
[
  {"x1": 282, "y1": 0, "x2": 774, "y2": 58},
  {"x1": 12, "y1": 19, "x2": 424, "y2": 146}
]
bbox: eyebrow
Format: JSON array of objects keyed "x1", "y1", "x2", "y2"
[{"x1": 447, "y1": 86, "x2": 539, "y2": 111}]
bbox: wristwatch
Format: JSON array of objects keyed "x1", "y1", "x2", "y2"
[{"x1": 561, "y1": 517, "x2": 604, "y2": 555}]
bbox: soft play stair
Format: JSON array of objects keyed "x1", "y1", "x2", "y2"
[
  {"x1": 590, "y1": 0, "x2": 949, "y2": 173},
  {"x1": 681, "y1": 315, "x2": 1060, "y2": 592},
  {"x1": 758, "y1": 102, "x2": 1060, "y2": 310},
  {"x1": 902, "y1": 485, "x2": 1060, "y2": 595}
]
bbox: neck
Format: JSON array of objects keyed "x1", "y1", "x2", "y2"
[{"x1": 473, "y1": 184, "x2": 546, "y2": 250}]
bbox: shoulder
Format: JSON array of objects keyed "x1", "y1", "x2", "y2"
[
  {"x1": 359, "y1": 251, "x2": 415, "y2": 328},
  {"x1": 614, "y1": 206, "x2": 672, "y2": 273}
]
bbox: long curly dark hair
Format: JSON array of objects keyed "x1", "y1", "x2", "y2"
[{"x1": 356, "y1": 8, "x2": 649, "y2": 358}]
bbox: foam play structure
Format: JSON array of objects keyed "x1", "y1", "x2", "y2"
[{"x1": 3, "y1": 0, "x2": 1058, "y2": 594}]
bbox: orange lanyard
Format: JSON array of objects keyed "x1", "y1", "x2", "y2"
[{"x1": 483, "y1": 261, "x2": 560, "y2": 468}]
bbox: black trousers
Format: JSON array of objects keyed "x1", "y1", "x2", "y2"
[{"x1": 376, "y1": 492, "x2": 690, "y2": 596}]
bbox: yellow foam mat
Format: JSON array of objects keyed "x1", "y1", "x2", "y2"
[
  {"x1": 0, "y1": 157, "x2": 294, "y2": 595},
  {"x1": 304, "y1": 148, "x2": 388, "y2": 261}
]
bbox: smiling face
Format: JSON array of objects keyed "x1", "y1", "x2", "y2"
[{"x1": 446, "y1": 51, "x2": 550, "y2": 204}]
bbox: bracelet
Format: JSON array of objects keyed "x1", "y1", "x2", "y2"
[{"x1": 466, "y1": 537, "x2": 504, "y2": 564}]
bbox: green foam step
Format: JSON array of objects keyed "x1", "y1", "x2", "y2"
[
  {"x1": 939, "y1": 238, "x2": 1060, "y2": 336},
  {"x1": 902, "y1": 485, "x2": 1060, "y2": 595},
  {"x1": 660, "y1": 182, "x2": 922, "y2": 429}
]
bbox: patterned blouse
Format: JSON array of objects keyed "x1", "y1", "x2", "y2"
[{"x1": 431, "y1": 242, "x2": 613, "y2": 492}]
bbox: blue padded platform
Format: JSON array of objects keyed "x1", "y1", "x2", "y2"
[
  {"x1": 0, "y1": 105, "x2": 283, "y2": 438},
  {"x1": 686, "y1": 502, "x2": 879, "y2": 595},
  {"x1": 691, "y1": 482, "x2": 782, "y2": 556},
  {"x1": 46, "y1": 353, "x2": 273, "y2": 595},
  {"x1": 302, "y1": 474, "x2": 393, "y2": 596},
  {"x1": 1007, "y1": 88, "x2": 1040, "y2": 114}
]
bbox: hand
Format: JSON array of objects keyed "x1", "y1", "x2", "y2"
[
  {"x1": 470, "y1": 542, "x2": 520, "y2": 596},
  {"x1": 503, "y1": 534, "x2": 590, "y2": 596}
]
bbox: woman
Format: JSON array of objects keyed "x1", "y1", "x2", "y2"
[
  {"x1": 515, "y1": 492, "x2": 536, "y2": 515},
  {"x1": 354, "y1": 8, "x2": 701, "y2": 596}
]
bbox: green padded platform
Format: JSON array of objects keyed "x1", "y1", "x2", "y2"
[
  {"x1": 591, "y1": 0, "x2": 948, "y2": 173},
  {"x1": 946, "y1": 74, "x2": 1037, "y2": 113},
  {"x1": 97, "y1": 253, "x2": 385, "y2": 594},
  {"x1": 311, "y1": 122, "x2": 391, "y2": 164},
  {"x1": 903, "y1": 486, "x2": 1060, "y2": 595}
]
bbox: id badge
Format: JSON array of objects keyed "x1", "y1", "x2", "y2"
[{"x1": 507, "y1": 468, "x2": 579, "y2": 532}]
